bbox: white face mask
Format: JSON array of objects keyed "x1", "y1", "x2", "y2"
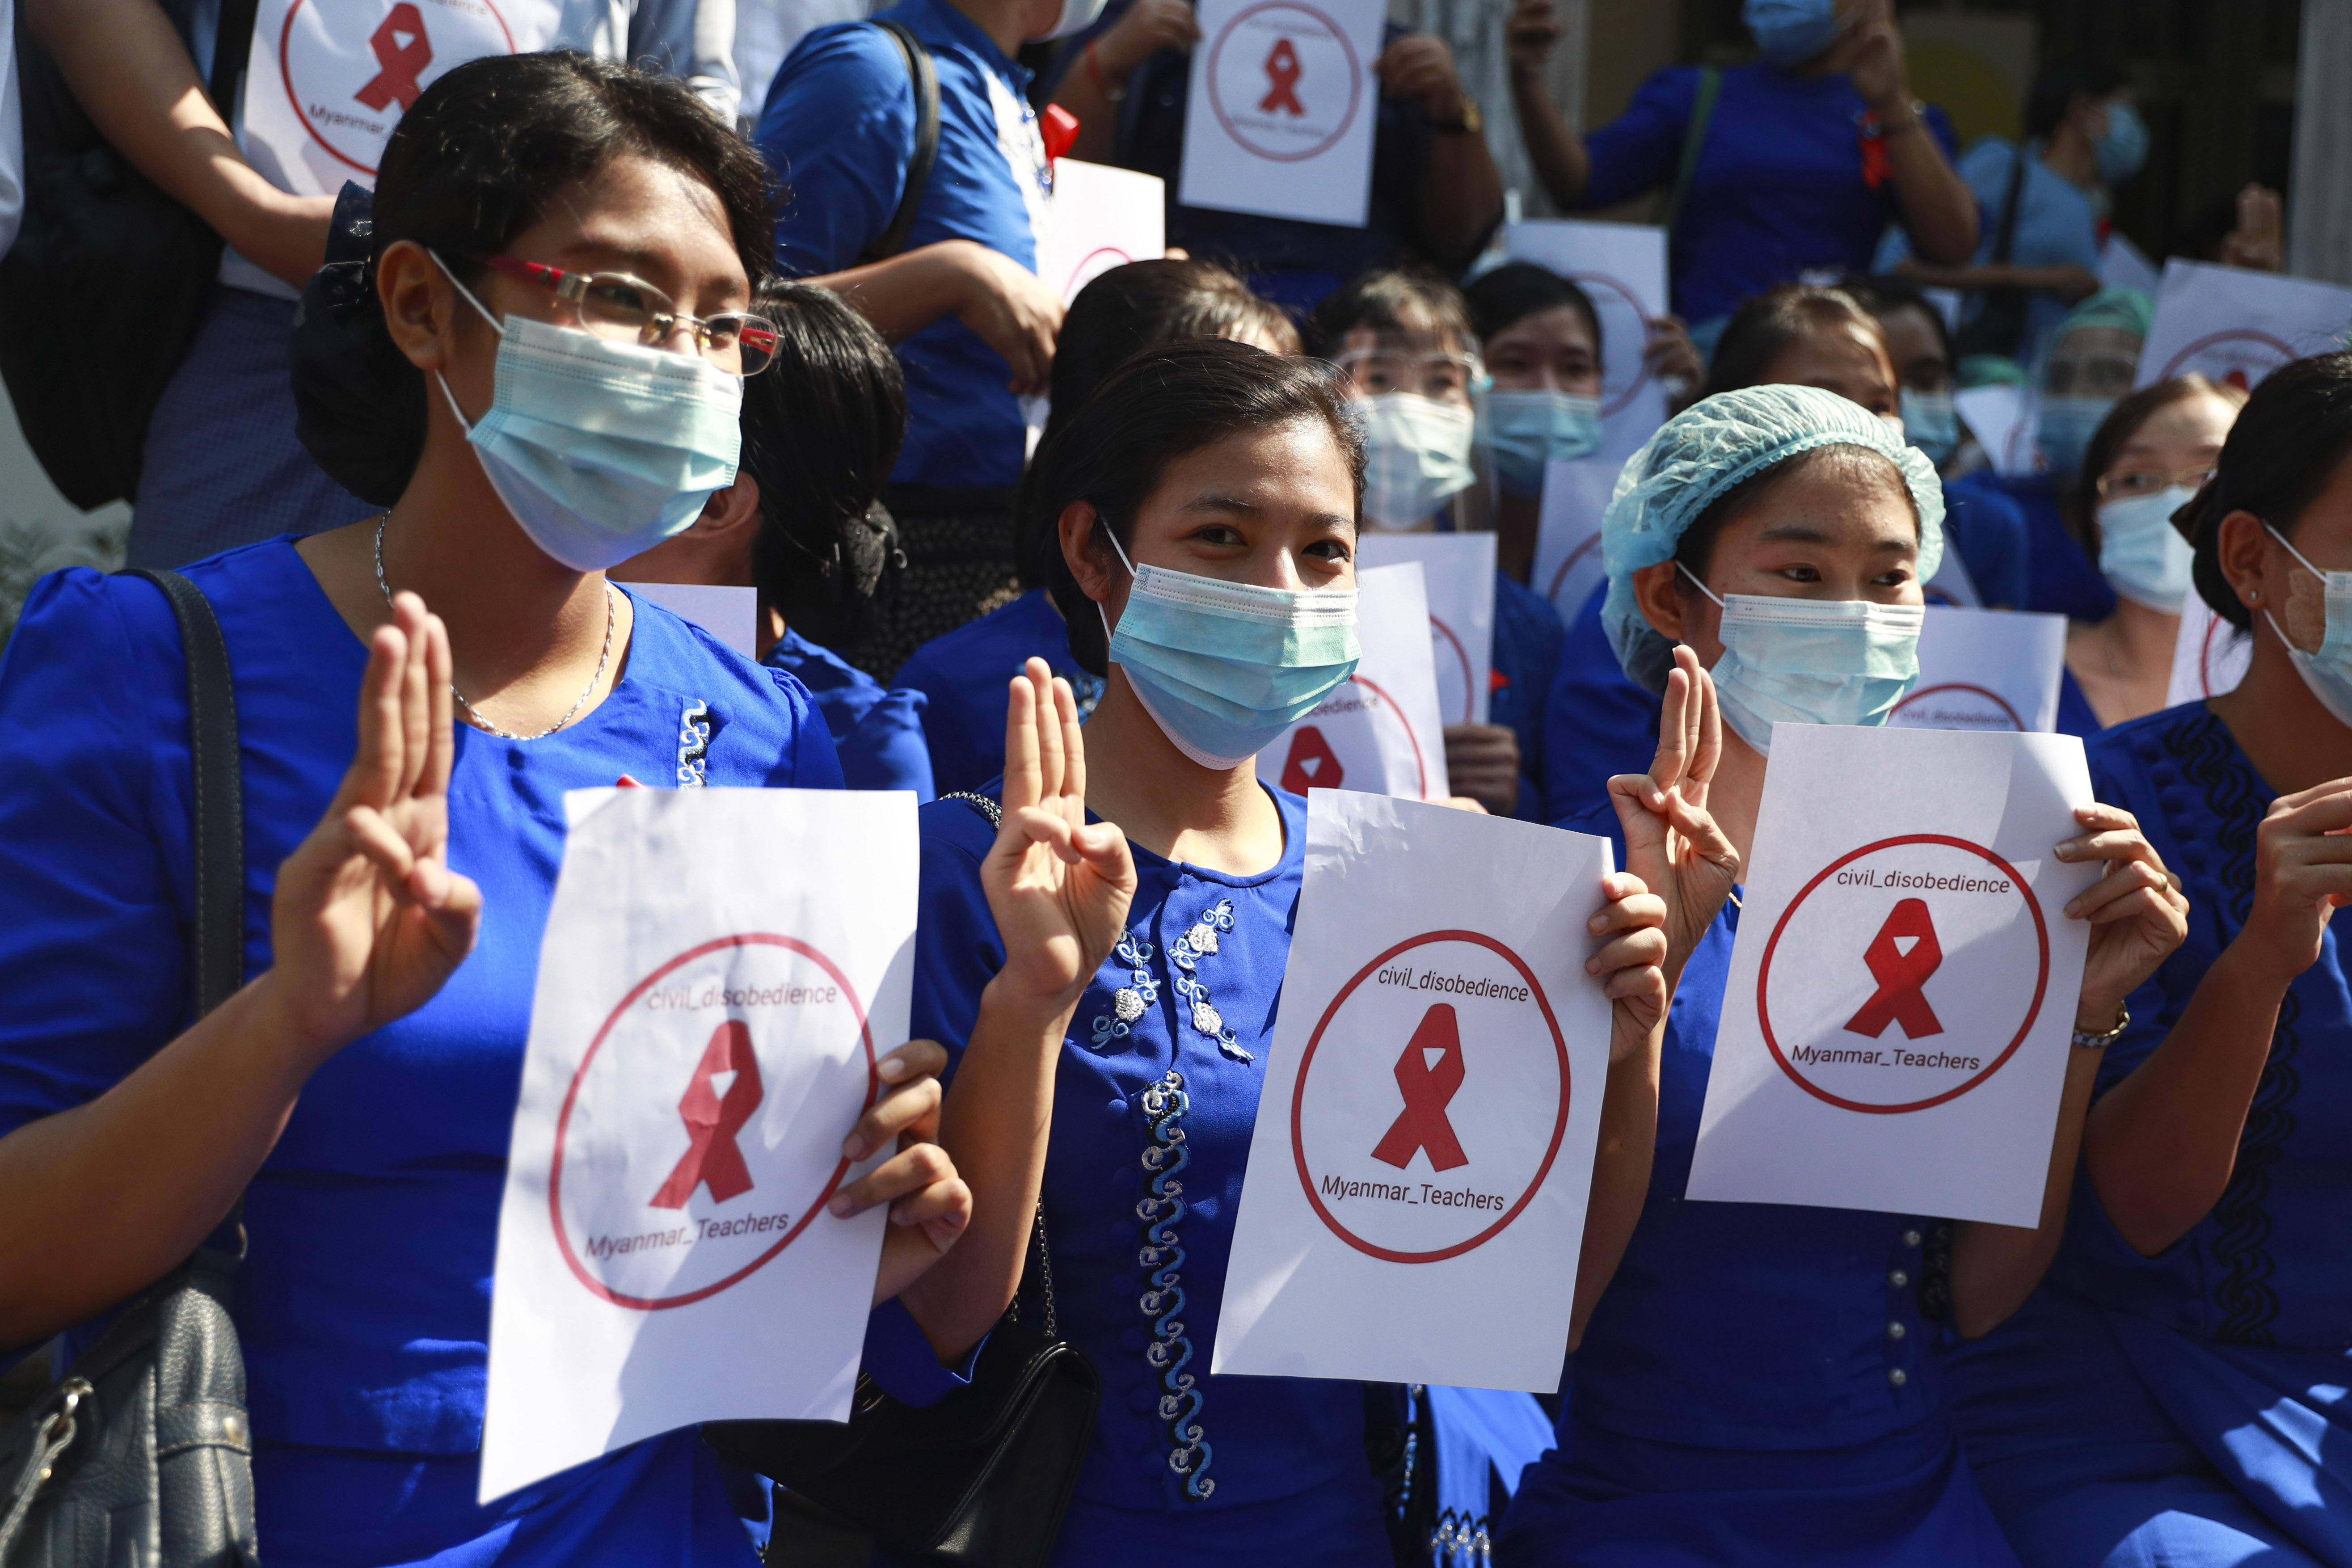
[
  {"x1": 1357, "y1": 392, "x2": 1477, "y2": 528},
  {"x1": 2097, "y1": 486, "x2": 2199, "y2": 611},
  {"x1": 1681, "y1": 566, "x2": 1924, "y2": 754},
  {"x1": 2264, "y1": 523, "x2": 2352, "y2": 729}
]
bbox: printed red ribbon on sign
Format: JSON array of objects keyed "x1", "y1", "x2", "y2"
[
  {"x1": 355, "y1": 2, "x2": 435, "y2": 113},
  {"x1": 1844, "y1": 897, "x2": 1945, "y2": 1040},
  {"x1": 1372, "y1": 1003, "x2": 1470, "y2": 1172},
  {"x1": 650, "y1": 1019, "x2": 767, "y2": 1208},
  {"x1": 1260, "y1": 37, "x2": 1305, "y2": 116},
  {"x1": 1279, "y1": 725, "x2": 1345, "y2": 794}
]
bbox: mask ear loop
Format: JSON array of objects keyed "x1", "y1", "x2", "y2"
[
  {"x1": 425, "y1": 250, "x2": 505, "y2": 436},
  {"x1": 1091, "y1": 509, "x2": 1135, "y2": 645},
  {"x1": 2261, "y1": 520, "x2": 2324, "y2": 656},
  {"x1": 1676, "y1": 560, "x2": 1729, "y2": 610}
]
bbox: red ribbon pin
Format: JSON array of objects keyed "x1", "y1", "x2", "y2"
[
  {"x1": 1260, "y1": 37, "x2": 1305, "y2": 116},
  {"x1": 1844, "y1": 898, "x2": 1945, "y2": 1040},
  {"x1": 1371, "y1": 1003, "x2": 1470, "y2": 1172},
  {"x1": 355, "y1": 3, "x2": 434, "y2": 114},
  {"x1": 650, "y1": 1019, "x2": 766, "y2": 1208}
]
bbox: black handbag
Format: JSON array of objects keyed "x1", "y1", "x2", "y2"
[
  {"x1": 0, "y1": 0, "x2": 260, "y2": 508},
  {"x1": 1952, "y1": 145, "x2": 2033, "y2": 365},
  {"x1": 0, "y1": 569, "x2": 258, "y2": 1567}
]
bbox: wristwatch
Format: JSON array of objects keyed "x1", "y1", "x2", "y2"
[
  {"x1": 2071, "y1": 1005, "x2": 2130, "y2": 1050},
  {"x1": 1432, "y1": 96, "x2": 1483, "y2": 135}
]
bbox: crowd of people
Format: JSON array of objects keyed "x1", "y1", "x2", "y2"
[{"x1": 0, "y1": 0, "x2": 2345, "y2": 1566}]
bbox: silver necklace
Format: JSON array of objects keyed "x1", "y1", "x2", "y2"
[{"x1": 373, "y1": 512, "x2": 615, "y2": 742}]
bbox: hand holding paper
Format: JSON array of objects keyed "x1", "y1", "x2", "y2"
[{"x1": 2055, "y1": 802, "x2": 2190, "y2": 1031}]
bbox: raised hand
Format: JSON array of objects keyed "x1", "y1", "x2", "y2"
[
  {"x1": 2056, "y1": 804, "x2": 2189, "y2": 1031},
  {"x1": 1505, "y1": 0, "x2": 1561, "y2": 72},
  {"x1": 1092, "y1": 0, "x2": 1201, "y2": 79},
  {"x1": 2225, "y1": 777, "x2": 2352, "y2": 988},
  {"x1": 262, "y1": 591, "x2": 483, "y2": 1062},
  {"x1": 981, "y1": 658, "x2": 1137, "y2": 1013},
  {"x1": 1607, "y1": 644, "x2": 1741, "y2": 972},
  {"x1": 1846, "y1": 0, "x2": 1909, "y2": 113}
]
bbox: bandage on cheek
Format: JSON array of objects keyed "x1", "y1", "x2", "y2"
[{"x1": 2284, "y1": 571, "x2": 2331, "y2": 653}]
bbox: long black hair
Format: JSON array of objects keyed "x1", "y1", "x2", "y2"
[
  {"x1": 292, "y1": 51, "x2": 775, "y2": 504},
  {"x1": 2182, "y1": 353, "x2": 2352, "y2": 630},
  {"x1": 1705, "y1": 284, "x2": 1885, "y2": 399},
  {"x1": 1020, "y1": 340, "x2": 1366, "y2": 675},
  {"x1": 1461, "y1": 261, "x2": 1603, "y2": 357}
]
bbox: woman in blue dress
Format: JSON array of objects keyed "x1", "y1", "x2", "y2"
[
  {"x1": 0, "y1": 54, "x2": 980, "y2": 1567},
  {"x1": 895, "y1": 340, "x2": 1680, "y2": 1564},
  {"x1": 1498, "y1": 383, "x2": 2189, "y2": 1565},
  {"x1": 1953, "y1": 350, "x2": 2352, "y2": 1565}
]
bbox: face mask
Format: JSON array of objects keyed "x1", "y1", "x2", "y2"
[
  {"x1": 1743, "y1": 0, "x2": 1840, "y2": 67},
  {"x1": 1096, "y1": 527, "x2": 1361, "y2": 768},
  {"x1": 1900, "y1": 388, "x2": 1960, "y2": 468},
  {"x1": 2263, "y1": 523, "x2": 2352, "y2": 729},
  {"x1": 2094, "y1": 101, "x2": 2149, "y2": 185},
  {"x1": 1357, "y1": 392, "x2": 1477, "y2": 527},
  {"x1": 1682, "y1": 566, "x2": 1923, "y2": 754},
  {"x1": 431, "y1": 255, "x2": 743, "y2": 573},
  {"x1": 2036, "y1": 395, "x2": 2114, "y2": 478},
  {"x1": 2098, "y1": 486, "x2": 2198, "y2": 611},
  {"x1": 1482, "y1": 389, "x2": 1603, "y2": 497},
  {"x1": 1038, "y1": 0, "x2": 1109, "y2": 36}
]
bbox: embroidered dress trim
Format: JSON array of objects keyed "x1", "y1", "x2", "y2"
[
  {"x1": 677, "y1": 700, "x2": 711, "y2": 788},
  {"x1": 1090, "y1": 932, "x2": 1160, "y2": 1049},
  {"x1": 1138, "y1": 1068, "x2": 1214, "y2": 1500},
  {"x1": 1169, "y1": 899, "x2": 1248, "y2": 1061}
]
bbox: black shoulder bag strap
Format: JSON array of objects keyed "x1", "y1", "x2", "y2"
[
  {"x1": 1664, "y1": 67, "x2": 1722, "y2": 240},
  {"x1": 861, "y1": 20, "x2": 941, "y2": 264},
  {"x1": 211, "y1": 0, "x2": 264, "y2": 129},
  {"x1": 1953, "y1": 145, "x2": 2032, "y2": 362}
]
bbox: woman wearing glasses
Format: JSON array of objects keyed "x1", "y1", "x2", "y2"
[{"x1": 0, "y1": 53, "x2": 979, "y2": 1567}]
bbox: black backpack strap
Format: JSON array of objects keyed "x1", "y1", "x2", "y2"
[
  {"x1": 1665, "y1": 66, "x2": 1721, "y2": 240},
  {"x1": 1988, "y1": 143, "x2": 2027, "y2": 265},
  {"x1": 861, "y1": 20, "x2": 940, "y2": 264},
  {"x1": 122, "y1": 569, "x2": 246, "y2": 1020}
]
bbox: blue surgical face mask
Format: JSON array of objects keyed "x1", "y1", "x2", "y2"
[
  {"x1": 2098, "y1": 486, "x2": 2198, "y2": 611},
  {"x1": 1900, "y1": 388, "x2": 1960, "y2": 468},
  {"x1": 2094, "y1": 101, "x2": 2148, "y2": 185},
  {"x1": 1357, "y1": 392, "x2": 1479, "y2": 528},
  {"x1": 1681, "y1": 566, "x2": 1923, "y2": 754},
  {"x1": 1097, "y1": 527, "x2": 1361, "y2": 769},
  {"x1": 1744, "y1": 0, "x2": 1840, "y2": 67},
  {"x1": 1482, "y1": 389, "x2": 1603, "y2": 497},
  {"x1": 2263, "y1": 523, "x2": 2352, "y2": 729},
  {"x1": 2036, "y1": 395, "x2": 2115, "y2": 478},
  {"x1": 431, "y1": 253, "x2": 744, "y2": 573}
]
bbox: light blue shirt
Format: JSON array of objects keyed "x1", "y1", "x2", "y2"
[{"x1": 1878, "y1": 137, "x2": 2101, "y2": 365}]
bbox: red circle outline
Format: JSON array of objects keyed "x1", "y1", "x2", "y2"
[
  {"x1": 2156, "y1": 327, "x2": 2296, "y2": 384},
  {"x1": 1545, "y1": 529, "x2": 1603, "y2": 608},
  {"x1": 278, "y1": 0, "x2": 515, "y2": 176},
  {"x1": 1889, "y1": 681, "x2": 2027, "y2": 731},
  {"x1": 1290, "y1": 930, "x2": 1571, "y2": 1263},
  {"x1": 1203, "y1": 0, "x2": 1365, "y2": 164},
  {"x1": 1347, "y1": 673, "x2": 1428, "y2": 799},
  {"x1": 548, "y1": 932, "x2": 880, "y2": 1310},
  {"x1": 1429, "y1": 614, "x2": 1475, "y2": 725},
  {"x1": 1062, "y1": 244, "x2": 1134, "y2": 299},
  {"x1": 1757, "y1": 834, "x2": 2049, "y2": 1114},
  {"x1": 1568, "y1": 269, "x2": 1658, "y2": 417}
]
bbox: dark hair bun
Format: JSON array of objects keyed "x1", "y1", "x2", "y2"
[{"x1": 290, "y1": 183, "x2": 424, "y2": 507}]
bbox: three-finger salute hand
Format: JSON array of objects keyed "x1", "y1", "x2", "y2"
[
  {"x1": 2236, "y1": 778, "x2": 2352, "y2": 985},
  {"x1": 1608, "y1": 644, "x2": 1740, "y2": 968}
]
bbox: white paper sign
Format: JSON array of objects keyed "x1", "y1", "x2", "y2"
[
  {"x1": 1357, "y1": 531, "x2": 1498, "y2": 725},
  {"x1": 2166, "y1": 596, "x2": 2253, "y2": 706},
  {"x1": 1213, "y1": 789, "x2": 1615, "y2": 1387},
  {"x1": 480, "y1": 787, "x2": 916, "y2": 1501},
  {"x1": 1178, "y1": 0, "x2": 1383, "y2": 228},
  {"x1": 619, "y1": 582, "x2": 760, "y2": 660},
  {"x1": 1685, "y1": 726, "x2": 2098, "y2": 1226},
  {"x1": 1923, "y1": 545, "x2": 1983, "y2": 608},
  {"x1": 1259, "y1": 562, "x2": 1451, "y2": 801},
  {"x1": 1502, "y1": 219, "x2": 1673, "y2": 463},
  {"x1": 1956, "y1": 384, "x2": 2040, "y2": 477},
  {"x1": 1530, "y1": 456, "x2": 1619, "y2": 618},
  {"x1": 1037, "y1": 158, "x2": 1167, "y2": 304},
  {"x1": 242, "y1": 0, "x2": 549, "y2": 199},
  {"x1": 1888, "y1": 606, "x2": 2067, "y2": 734},
  {"x1": 2137, "y1": 260, "x2": 2352, "y2": 393},
  {"x1": 2099, "y1": 233, "x2": 2161, "y2": 297}
]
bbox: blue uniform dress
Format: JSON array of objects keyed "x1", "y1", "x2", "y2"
[
  {"x1": 1990, "y1": 471, "x2": 2118, "y2": 624},
  {"x1": 912, "y1": 785, "x2": 1391, "y2": 1564},
  {"x1": 1493, "y1": 573, "x2": 1568, "y2": 820},
  {"x1": 1953, "y1": 703, "x2": 2352, "y2": 1568},
  {"x1": 1578, "y1": 64, "x2": 1958, "y2": 327},
  {"x1": 762, "y1": 628, "x2": 935, "y2": 797},
  {"x1": 1943, "y1": 473, "x2": 2034, "y2": 611},
  {"x1": 0, "y1": 540, "x2": 967, "y2": 1567},
  {"x1": 1540, "y1": 583, "x2": 1657, "y2": 829},
  {"x1": 759, "y1": 0, "x2": 1047, "y2": 490},
  {"x1": 893, "y1": 589, "x2": 1104, "y2": 797},
  {"x1": 1498, "y1": 811, "x2": 2021, "y2": 1567}
]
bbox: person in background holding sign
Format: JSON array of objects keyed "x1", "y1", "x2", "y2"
[
  {"x1": 757, "y1": 0, "x2": 1100, "y2": 679},
  {"x1": 1500, "y1": 383, "x2": 2187, "y2": 1566},
  {"x1": 1043, "y1": 1, "x2": 1503, "y2": 317},
  {"x1": 893, "y1": 257, "x2": 1298, "y2": 795},
  {"x1": 2059, "y1": 374, "x2": 2245, "y2": 729},
  {"x1": 1307, "y1": 269, "x2": 1554, "y2": 818},
  {"x1": 1876, "y1": 60, "x2": 2140, "y2": 368},
  {"x1": 616, "y1": 279, "x2": 939, "y2": 797},
  {"x1": 1952, "y1": 352, "x2": 2352, "y2": 1568},
  {"x1": 0, "y1": 57, "x2": 988, "y2": 1565},
  {"x1": 1502, "y1": 0, "x2": 1976, "y2": 350},
  {"x1": 25, "y1": 0, "x2": 735, "y2": 571},
  {"x1": 898, "y1": 340, "x2": 1674, "y2": 1564}
]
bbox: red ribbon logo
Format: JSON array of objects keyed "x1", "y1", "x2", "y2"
[
  {"x1": 354, "y1": 3, "x2": 434, "y2": 113},
  {"x1": 1279, "y1": 725, "x2": 1345, "y2": 793},
  {"x1": 650, "y1": 1020, "x2": 766, "y2": 1208},
  {"x1": 1260, "y1": 37, "x2": 1305, "y2": 116},
  {"x1": 1844, "y1": 898, "x2": 1945, "y2": 1039},
  {"x1": 1371, "y1": 1003, "x2": 1470, "y2": 1172}
]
